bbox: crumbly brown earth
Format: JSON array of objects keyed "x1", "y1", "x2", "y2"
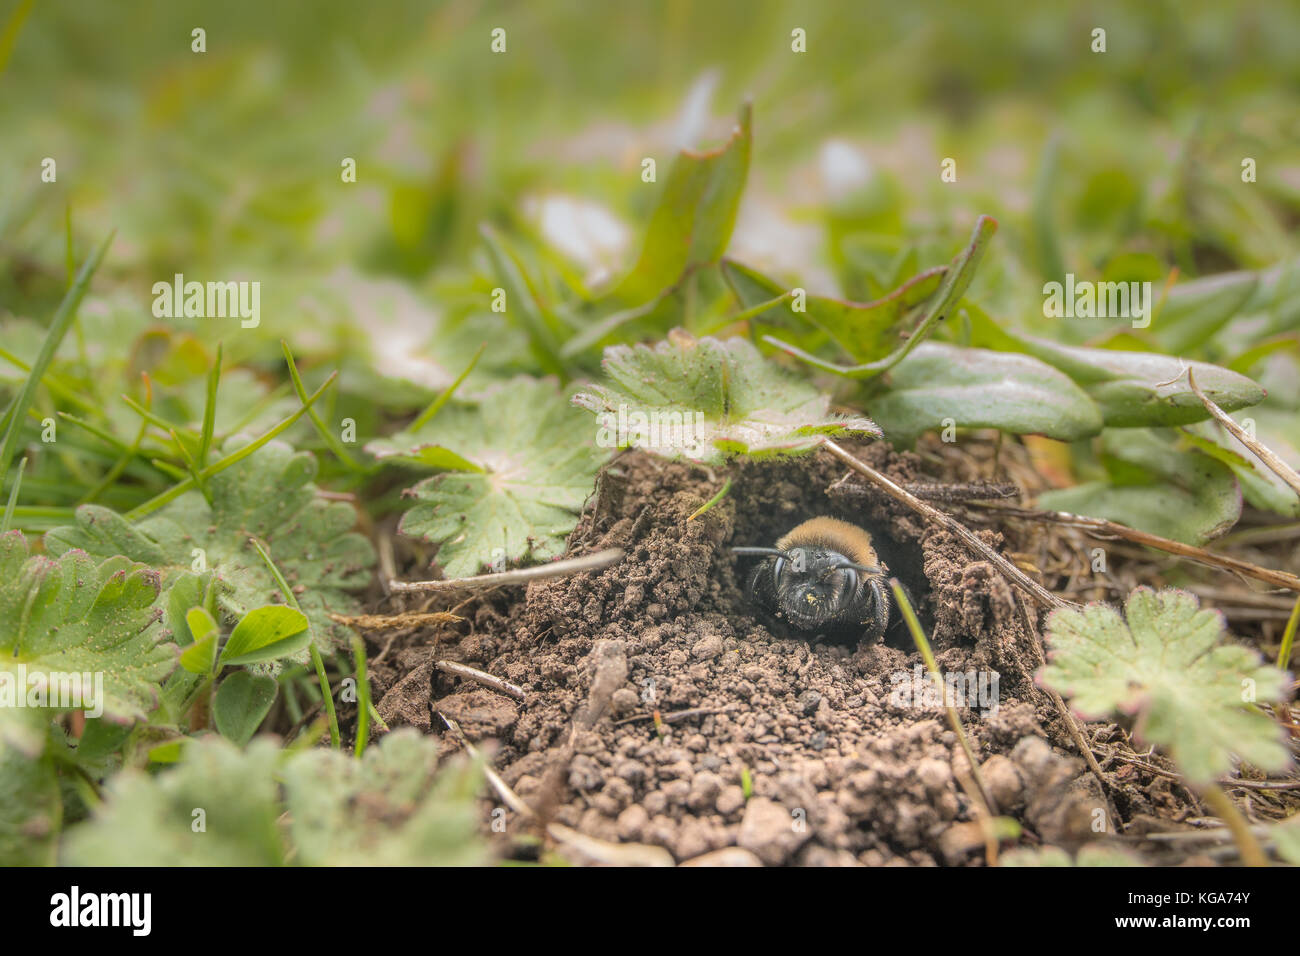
[{"x1": 360, "y1": 441, "x2": 1290, "y2": 866}]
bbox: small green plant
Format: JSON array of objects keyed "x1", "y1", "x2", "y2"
[
  {"x1": 370, "y1": 376, "x2": 607, "y2": 576},
  {"x1": 45, "y1": 438, "x2": 375, "y2": 656},
  {"x1": 61, "y1": 730, "x2": 486, "y2": 866},
  {"x1": 1039, "y1": 586, "x2": 1289, "y2": 785},
  {"x1": 572, "y1": 330, "x2": 880, "y2": 463}
]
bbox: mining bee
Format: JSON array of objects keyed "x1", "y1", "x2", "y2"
[{"x1": 732, "y1": 517, "x2": 895, "y2": 642}]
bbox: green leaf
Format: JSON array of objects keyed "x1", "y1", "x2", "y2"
[
  {"x1": 1271, "y1": 815, "x2": 1300, "y2": 866},
  {"x1": 212, "y1": 671, "x2": 279, "y2": 745},
  {"x1": 610, "y1": 103, "x2": 752, "y2": 304},
  {"x1": 179, "y1": 607, "x2": 219, "y2": 674},
  {"x1": 218, "y1": 605, "x2": 310, "y2": 667},
  {"x1": 45, "y1": 438, "x2": 375, "y2": 659},
  {"x1": 63, "y1": 730, "x2": 486, "y2": 866},
  {"x1": 966, "y1": 305, "x2": 1265, "y2": 427},
  {"x1": 1151, "y1": 270, "x2": 1258, "y2": 354},
  {"x1": 751, "y1": 215, "x2": 999, "y2": 379},
  {"x1": 1039, "y1": 428, "x2": 1241, "y2": 545},
  {"x1": 63, "y1": 737, "x2": 287, "y2": 865},
  {"x1": 1182, "y1": 422, "x2": 1300, "y2": 519},
  {"x1": 572, "y1": 330, "x2": 880, "y2": 465},
  {"x1": 866, "y1": 343, "x2": 1103, "y2": 446},
  {"x1": 373, "y1": 377, "x2": 605, "y2": 577},
  {"x1": 721, "y1": 257, "x2": 944, "y2": 365},
  {"x1": 1039, "y1": 587, "x2": 1289, "y2": 785},
  {"x1": 0, "y1": 529, "x2": 176, "y2": 725},
  {"x1": 0, "y1": 735, "x2": 60, "y2": 865},
  {"x1": 282, "y1": 729, "x2": 486, "y2": 865}
]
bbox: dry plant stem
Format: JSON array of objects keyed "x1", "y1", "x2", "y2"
[
  {"x1": 821, "y1": 439, "x2": 1071, "y2": 611},
  {"x1": 975, "y1": 502, "x2": 1300, "y2": 592},
  {"x1": 1188, "y1": 368, "x2": 1300, "y2": 499},
  {"x1": 828, "y1": 475, "x2": 1019, "y2": 502},
  {"x1": 439, "y1": 713, "x2": 535, "y2": 819},
  {"x1": 329, "y1": 611, "x2": 462, "y2": 629},
  {"x1": 1012, "y1": 596, "x2": 1111, "y2": 790},
  {"x1": 889, "y1": 580, "x2": 999, "y2": 863},
  {"x1": 390, "y1": 547, "x2": 625, "y2": 593},
  {"x1": 1199, "y1": 783, "x2": 1269, "y2": 867},
  {"x1": 613, "y1": 706, "x2": 731, "y2": 726},
  {"x1": 435, "y1": 660, "x2": 526, "y2": 701}
]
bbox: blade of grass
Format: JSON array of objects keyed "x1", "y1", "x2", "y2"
[
  {"x1": 170, "y1": 428, "x2": 211, "y2": 504},
  {"x1": 0, "y1": 230, "x2": 113, "y2": 493},
  {"x1": 0, "y1": 346, "x2": 100, "y2": 414},
  {"x1": 480, "y1": 223, "x2": 565, "y2": 376},
  {"x1": 1, "y1": 456, "x2": 27, "y2": 532},
  {"x1": 279, "y1": 340, "x2": 363, "y2": 471},
  {"x1": 119, "y1": 393, "x2": 195, "y2": 442},
  {"x1": 250, "y1": 538, "x2": 340, "y2": 750},
  {"x1": 0, "y1": 0, "x2": 34, "y2": 76},
  {"x1": 687, "y1": 476, "x2": 732, "y2": 521},
  {"x1": 198, "y1": 343, "x2": 222, "y2": 468},
  {"x1": 351, "y1": 633, "x2": 371, "y2": 756},
  {"x1": 124, "y1": 371, "x2": 337, "y2": 521},
  {"x1": 1278, "y1": 595, "x2": 1300, "y2": 671},
  {"x1": 409, "y1": 341, "x2": 487, "y2": 431},
  {"x1": 890, "y1": 578, "x2": 1004, "y2": 863}
]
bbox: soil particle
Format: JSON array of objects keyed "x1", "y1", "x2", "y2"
[
  {"x1": 737, "y1": 796, "x2": 813, "y2": 865},
  {"x1": 1011, "y1": 735, "x2": 1110, "y2": 850}
]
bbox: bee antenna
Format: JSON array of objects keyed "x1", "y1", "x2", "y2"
[
  {"x1": 832, "y1": 562, "x2": 882, "y2": 574},
  {"x1": 730, "y1": 546, "x2": 789, "y2": 558}
]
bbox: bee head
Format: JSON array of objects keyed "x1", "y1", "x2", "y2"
[
  {"x1": 770, "y1": 547, "x2": 869, "y2": 630},
  {"x1": 732, "y1": 517, "x2": 892, "y2": 641}
]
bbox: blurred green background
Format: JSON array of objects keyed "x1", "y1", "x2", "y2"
[{"x1": 2, "y1": 0, "x2": 1298, "y2": 517}]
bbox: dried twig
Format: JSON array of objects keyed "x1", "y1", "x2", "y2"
[
  {"x1": 820, "y1": 439, "x2": 1071, "y2": 610},
  {"x1": 1012, "y1": 595, "x2": 1112, "y2": 793},
  {"x1": 828, "y1": 475, "x2": 1020, "y2": 503},
  {"x1": 613, "y1": 706, "x2": 732, "y2": 726},
  {"x1": 1188, "y1": 368, "x2": 1300, "y2": 499},
  {"x1": 390, "y1": 548, "x2": 624, "y2": 593},
  {"x1": 329, "y1": 611, "x2": 462, "y2": 629},
  {"x1": 973, "y1": 502, "x2": 1300, "y2": 592},
  {"x1": 436, "y1": 660, "x2": 526, "y2": 701},
  {"x1": 438, "y1": 713, "x2": 534, "y2": 818}
]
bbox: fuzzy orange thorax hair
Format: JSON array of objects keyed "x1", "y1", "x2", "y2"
[{"x1": 776, "y1": 517, "x2": 878, "y2": 567}]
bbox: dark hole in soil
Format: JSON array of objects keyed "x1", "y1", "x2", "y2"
[{"x1": 726, "y1": 455, "x2": 934, "y2": 648}]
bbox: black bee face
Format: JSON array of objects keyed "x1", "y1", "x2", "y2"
[
  {"x1": 737, "y1": 545, "x2": 892, "y2": 642},
  {"x1": 765, "y1": 548, "x2": 860, "y2": 630}
]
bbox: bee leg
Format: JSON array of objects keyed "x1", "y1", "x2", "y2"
[{"x1": 864, "y1": 575, "x2": 890, "y2": 642}]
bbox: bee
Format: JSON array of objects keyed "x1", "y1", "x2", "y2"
[{"x1": 732, "y1": 517, "x2": 895, "y2": 641}]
